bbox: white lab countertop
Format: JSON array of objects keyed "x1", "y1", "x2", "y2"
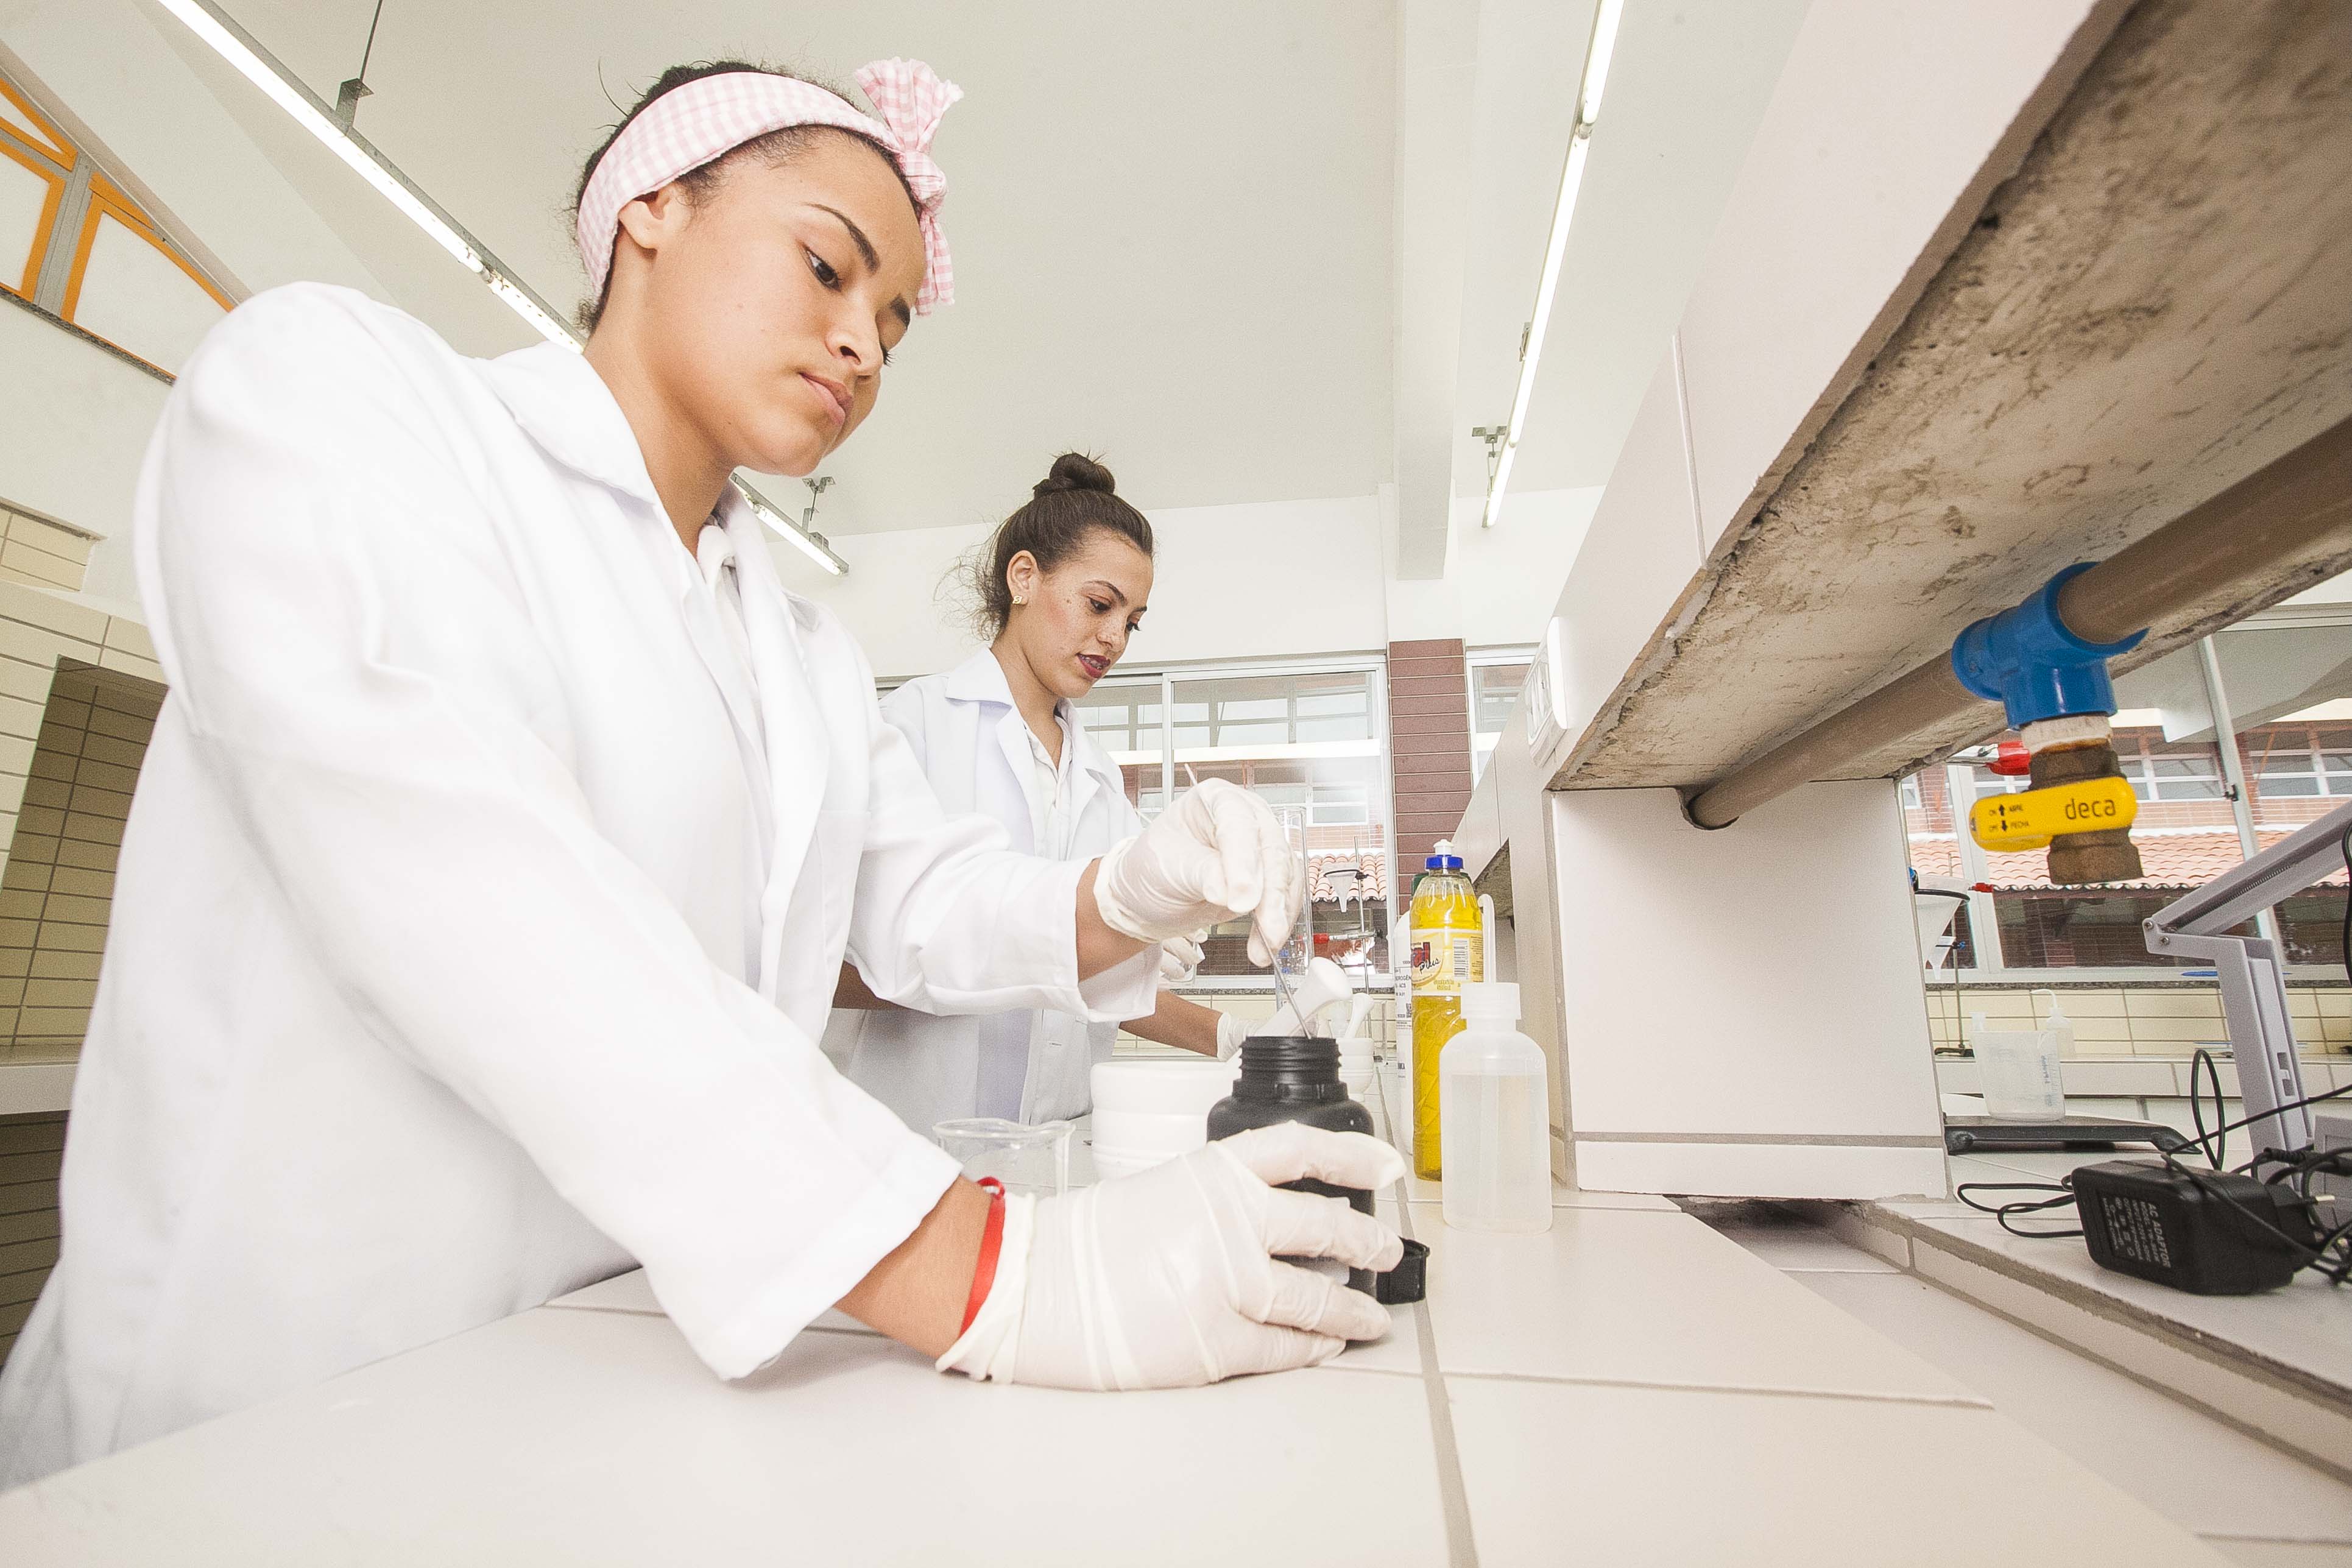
[{"x1": 0, "y1": 1076, "x2": 2231, "y2": 1564}]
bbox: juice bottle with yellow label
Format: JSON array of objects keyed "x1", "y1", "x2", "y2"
[{"x1": 1408, "y1": 841, "x2": 1481, "y2": 1181}]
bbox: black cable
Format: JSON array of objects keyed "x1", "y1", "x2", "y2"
[
  {"x1": 1957, "y1": 1134, "x2": 2352, "y2": 1282},
  {"x1": 1960, "y1": 1164, "x2": 2352, "y2": 1280},
  {"x1": 2189, "y1": 1047, "x2": 2228, "y2": 1171},
  {"x1": 2180, "y1": 1073, "x2": 2352, "y2": 1162},
  {"x1": 2155, "y1": 1071, "x2": 2352, "y2": 1284},
  {"x1": 1956, "y1": 1179, "x2": 2085, "y2": 1238}
]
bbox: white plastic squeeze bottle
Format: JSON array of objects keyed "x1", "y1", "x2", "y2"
[
  {"x1": 2035, "y1": 989, "x2": 2076, "y2": 1058},
  {"x1": 1439, "y1": 981, "x2": 1552, "y2": 1234}
]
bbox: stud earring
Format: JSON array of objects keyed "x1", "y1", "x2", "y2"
[{"x1": 1012, "y1": 595, "x2": 1027, "y2": 606}]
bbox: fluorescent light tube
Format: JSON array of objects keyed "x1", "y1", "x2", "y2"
[
  {"x1": 1481, "y1": 0, "x2": 1626, "y2": 529},
  {"x1": 737, "y1": 483, "x2": 850, "y2": 576},
  {"x1": 151, "y1": 0, "x2": 545, "y2": 330},
  {"x1": 1577, "y1": 0, "x2": 1625, "y2": 125},
  {"x1": 152, "y1": 0, "x2": 850, "y2": 573}
]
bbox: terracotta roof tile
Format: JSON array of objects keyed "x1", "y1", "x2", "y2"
[{"x1": 1910, "y1": 827, "x2": 2352, "y2": 891}]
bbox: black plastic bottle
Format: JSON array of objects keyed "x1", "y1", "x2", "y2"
[{"x1": 1207, "y1": 1036, "x2": 1425, "y2": 1302}]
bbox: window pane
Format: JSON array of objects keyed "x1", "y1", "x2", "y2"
[
  {"x1": 1996, "y1": 890, "x2": 2247, "y2": 969},
  {"x1": 1172, "y1": 673, "x2": 1377, "y2": 750},
  {"x1": 1070, "y1": 676, "x2": 1164, "y2": 820},
  {"x1": 1170, "y1": 667, "x2": 1388, "y2": 978},
  {"x1": 69, "y1": 207, "x2": 225, "y2": 376},
  {"x1": 2107, "y1": 642, "x2": 2235, "y2": 839},
  {"x1": 2217, "y1": 620, "x2": 2352, "y2": 980},
  {"x1": 1471, "y1": 660, "x2": 1531, "y2": 735}
]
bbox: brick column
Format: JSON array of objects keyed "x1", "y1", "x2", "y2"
[{"x1": 1387, "y1": 638, "x2": 1474, "y2": 869}]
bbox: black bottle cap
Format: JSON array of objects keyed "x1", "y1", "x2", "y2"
[{"x1": 1374, "y1": 1238, "x2": 1429, "y2": 1305}]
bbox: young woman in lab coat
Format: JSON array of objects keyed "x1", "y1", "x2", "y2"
[
  {"x1": 0, "y1": 58, "x2": 1402, "y2": 1484},
  {"x1": 825, "y1": 454, "x2": 1246, "y2": 1129}
]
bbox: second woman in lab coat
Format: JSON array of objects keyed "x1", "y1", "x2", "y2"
[{"x1": 825, "y1": 455, "x2": 1245, "y2": 1128}]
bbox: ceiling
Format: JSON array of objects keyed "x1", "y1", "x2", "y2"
[
  {"x1": 90, "y1": 0, "x2": 1812, "y2": 546},
  {"x1": 172, "y1": 0, "x2": 1398, "y2": 535},
  {"x1": 1496, "y1": 0, "x2": 1808, "y2": 495}
]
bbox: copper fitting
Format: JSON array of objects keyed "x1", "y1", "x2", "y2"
[{"x1": 2027, "y1": 734, "x2": 2143, "y2": 885}]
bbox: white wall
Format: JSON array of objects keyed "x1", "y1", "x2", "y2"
[
  {"x1": 10, "y1": 276, "x2": 1596, "y2": 671},
  {"x1": 1550, "y1": 782, "x2": 1947, "y2": 1199},
  {"x1": 777, "y1": 486, "x2": 1597, "y2": 681},
  {"x1": 779, "y1": 493, "x2": 1388, "y2": 679},
  {"x1": 1385, "y1": 486, "x2": 1598, "y2": 648},
  {"x1": 0, "y1": 305, "x2": 167, "y2": 601}
]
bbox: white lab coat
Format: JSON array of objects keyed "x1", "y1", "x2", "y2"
[
  {"x1": 0, "y1": 284, "x2": 1157, "y2": 1485},
  {"x1": 821, "y1": 651, "x2": 1148, "y2": 1127}
]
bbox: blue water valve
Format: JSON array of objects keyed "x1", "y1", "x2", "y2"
[{"x1": 1950, "y1": 563, "x2": 2146, "y2": 729}]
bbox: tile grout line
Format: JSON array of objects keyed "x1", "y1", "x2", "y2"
[
  {"x1": 1391, "y1": 1196, "x2": 1479, "y2": 1568},
  {"x1": 1868, "y1": 1203, "x2": 2352, "y2": 1410},
  {"x1": 1377, "y1": 1064, "x2": 1479, "y2": 1568},
  {"x1": 1846, "y1": 1206, "x2": 2352, "y2": 1489},
  {"x1": 1439, "y1": 1365, "x2": 1992, "y2": 1411}
]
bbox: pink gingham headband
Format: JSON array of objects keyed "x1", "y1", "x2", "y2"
[{"x1": 576, "y1": 58, "x2": 961, "y2": 313}]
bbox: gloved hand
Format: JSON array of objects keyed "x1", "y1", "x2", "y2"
[
  {"x1": 1216, "y1": 1011, "x2": 1248, "y2": 1061},
  {"x1": 1157, "y1": 933, "x2": 1204, "y2": 986},
  {"x1": 1093, "y1": 779, "x2": 1301, "y2": 966},
  {"x1": 941, "y1": 1123, "x2": 1405, "y2": 1390}
]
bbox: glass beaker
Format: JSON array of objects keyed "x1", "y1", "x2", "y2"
[{"x1": 933, "y1": 1117, "x2": 1072, "y2": 1199}]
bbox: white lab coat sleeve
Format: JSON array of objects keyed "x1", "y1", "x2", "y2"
[
  {"x1": 838, "y1": 649, "x2": 1158, "y2": 1022},
  {"x1": 875, "y1": 676, "x2": 932, "y2": 771},
  {"x1": 1109, "y1": 766, "x2": 1167, "y2": 1015},
  {"x1": 136, "y1": 284, "x2": 956, "y2": 1380}
]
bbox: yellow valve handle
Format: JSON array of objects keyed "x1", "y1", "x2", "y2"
[{"x1": 1968, "y1": 774, "x2": 2138, "y2": 853}]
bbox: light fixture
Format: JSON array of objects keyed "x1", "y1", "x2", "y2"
[
  {"x1": 1480, "y1": 0, "x2": 1624, "y2": 530},
  {"x1": 151, "y1": 0, "x2": 848, "y2": 575},
  {"x1": 740, "y1": 485, "x2": 850, "y2": 575}
]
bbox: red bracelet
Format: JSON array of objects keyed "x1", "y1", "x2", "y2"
[{"x1": 959, "y1": 1178, "x2": 1007, "y2": 1336}]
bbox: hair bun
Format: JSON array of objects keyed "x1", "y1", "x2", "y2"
[{"x1": 1033, "y1": 452, "x2": 1117, "y2": 498}]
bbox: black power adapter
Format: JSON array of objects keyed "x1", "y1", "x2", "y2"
[{"x1": 2073, "y1": 1160, "x2": 2318, "y2": 1295}]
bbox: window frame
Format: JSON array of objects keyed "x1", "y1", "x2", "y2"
[
  {"x1": 0, "y1": 66, "x2": 230, "y2": 374},
  {"x1": 1465, "y1": 644, "x2": 1536, "y2": 783}
]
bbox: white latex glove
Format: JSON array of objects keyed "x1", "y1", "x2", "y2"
[
  {"x1": 1093, "y1": 779, "x2": 1301, "y2": 966},
  {"x1": 1215, "y1": 1012, "x2": 1248, "y2": 1061},
  {"x1": 941, "y1": 1123, "x2": 1405, "y2": 1390},
  {"x1": 1157, "y1": 933, "x2": 1204, "y2": 986}
]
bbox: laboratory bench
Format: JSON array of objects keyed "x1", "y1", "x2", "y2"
[
  {"x1": 0, "y1": 1076, "x2": 2233, "y2": 1564},
  {"x1": 1823, "y1": 1148, "x2": 2352, "y2": 1483}
]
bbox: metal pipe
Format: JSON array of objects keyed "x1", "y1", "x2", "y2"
[
  {"x1": 2057, "y1": 418, "x2": 2352, "y2": 645},
  {"x1": 1686, "y1": 415, "x2": 2352, "y2": 828}
]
